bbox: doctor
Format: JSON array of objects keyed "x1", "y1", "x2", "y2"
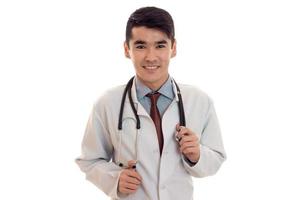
[{"x1": 76, "y1": 6, "x2": 226, "y2": 200}]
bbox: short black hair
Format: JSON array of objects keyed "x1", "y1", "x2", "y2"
[{"x1": 125, "y1": 6, "x2": 175, "y2": 47}]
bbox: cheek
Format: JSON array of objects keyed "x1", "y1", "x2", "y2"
[
  {"x1": 128, "y1": 54, "x2": 138, "y2": 64},
  {"x1": 160, "y1": 52, "x2": 173, "y2": 61},
  {"x1": 161, "y1": 56, "x2": 171, "y2": 66},
  {"x1": 130, "y1": 52, "x2": 143, "y2": 62},
  {"x1": 131, "y1": 57, "x2": 143, "y2": 70}
]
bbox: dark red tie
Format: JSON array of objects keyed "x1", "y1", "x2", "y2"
[{"x1": 147, "y1": 92, "x2": 164, "y2": 155}]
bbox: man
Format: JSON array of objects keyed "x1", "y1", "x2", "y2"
[{"x1": 76, "y1": 6, "x2": 226, "y2": 200}]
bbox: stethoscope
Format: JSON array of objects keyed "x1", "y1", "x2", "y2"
[{"x1": 116, "y1": 76, "x2": 186, "y2": 168}]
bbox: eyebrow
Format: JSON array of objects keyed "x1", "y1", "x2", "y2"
[
  {"x1": 133, "y1": 40, "x2": 168, "y2": 45},
  {"x1": 156, "y1": 40, "x2": 167, "y2": 44},
  {"x1": 134, "y1": 40, "x2": 146, "y2": 45}
]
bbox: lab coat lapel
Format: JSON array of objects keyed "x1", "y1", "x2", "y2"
[
  {"x1": 131, "y1": 77, "x2": 149, "y2": 117},
  {"x1": 122, "y1": 77, "x2": 149, "y2": 119},
  {"x1": 162, "y1": 78, "x2": 181, "y2": 146},
  {"x1": 171, "y1": 78, "x2": 180, "y2": 102},
  {"x1": 123, "y1": 76, "x2": 181, "y2": 143}
]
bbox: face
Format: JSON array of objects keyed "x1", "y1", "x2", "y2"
[{"x1": 124, "y1": 26, "x2": 176, "y2": 90}]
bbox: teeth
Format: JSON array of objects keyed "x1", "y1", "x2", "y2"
[{"x1": 144, "y1": 66, "x2": 159, "y2": 69}]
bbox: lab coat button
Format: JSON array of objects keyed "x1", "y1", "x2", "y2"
[{"x1": 161, "y1": 185, "x2": 166, "y2": 190}]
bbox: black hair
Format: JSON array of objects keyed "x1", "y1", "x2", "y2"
[{"x1": 125, "y1": 6, "x2": 175, "y2": 47}]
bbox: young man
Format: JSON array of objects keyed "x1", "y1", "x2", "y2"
[{"x1": 76, "y1": 7, "x2": 226, "y2": 200}]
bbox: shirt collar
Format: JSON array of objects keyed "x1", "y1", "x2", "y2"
[{"x1": 135, "y1": 76, "x2": 174, "y2": 100}]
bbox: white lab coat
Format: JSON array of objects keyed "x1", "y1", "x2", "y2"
[{"x1": 76, "y1": 77, "x2": 226, "y2": 200}]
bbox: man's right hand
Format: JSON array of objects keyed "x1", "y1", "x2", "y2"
[{"x1": 118, "y1": 168, "x2": 142, "y2": 194}]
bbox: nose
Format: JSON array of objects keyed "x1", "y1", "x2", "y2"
[{"x1": 145, "y1": 48, "x2": 157, "y2": 62}]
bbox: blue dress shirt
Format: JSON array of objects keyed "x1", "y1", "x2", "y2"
[{"x1": 135, "y1": 76, "x2": 175, "y2": 117}]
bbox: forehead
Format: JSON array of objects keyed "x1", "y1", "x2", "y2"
[{"x1": 130, "y1": 26, "x2": 171, "y2": 44}]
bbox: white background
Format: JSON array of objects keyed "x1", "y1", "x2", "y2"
[{"x1": 1, "y1": 0, "x2": 300, "y2": 199}]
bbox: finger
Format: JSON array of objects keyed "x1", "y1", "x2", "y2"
[
  {"x1": 180, "y1": 141, "x2": 199, "y2": 152},
  {"x1": 122, "y1": 176, "x2": 141, "y2": 185},
  {"x1": 176, "y1": 126, "x2": 191, "y2": 139},
  {"x1": 120, "y1": 170, "x2": 140, "y2": 185},
  {"x1": 175, "y1": 128, "x2": 187, "y2": 141},
  {"x1": 179, "y1": 135, "x2": 199, "y2": 146},
  {"x1": 119, "y1": 187, "x2": 137, "y2": 194},
  {"x1": 123, "y1": 182, "x2": 139, "y2": 190},
  {"x1": 119, "y1": 178, "x2": 139, "y2": 187},
  {"x1": 176, "y1": 123, "x2": 187, "y2": 133},
  {"x1": 182, "y1": 146, "x2": 199, "y2": 155},
  {"x1": 178, "y1": 126, "x2": 189, "y2": 135},
  {"x1": 176, "y1": 123, "x2": 181, "y2": 131},
  {"x1": 118, "y1": 179, "x2": 140, "y2": 194},
  {"x1": 180, "y1": 142, "x2": 198, "y2": 151},
  {"x1": 123, "y1": 176, "x2": 141, "y2": 185},
  {"x1": 125, "y1": 170, "x2": 142, "y2": 182},
  {"x1": 119, "y1": 180, "x2": 137, "y2": 194},
  {"x1": 175, "y1": 124, "x2": 182, "y2": 141},
  {"x1": 130, "y1": 171, "x2": 142, "y2": 182},
  {"x1": 127, "y1": 160, "x2": 137, "y2": 169}
]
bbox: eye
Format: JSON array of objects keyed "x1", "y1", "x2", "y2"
[
  {"x1": 157, "y1": 44, "x2": 166, "y2": 48},
  {"x1": 136, "y1": 45, "x2": 146, "y2": 49}
]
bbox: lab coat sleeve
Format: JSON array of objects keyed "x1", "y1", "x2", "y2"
[
  {"x1": 183, "y1": 99, "x2": 226, "y2": 178},
  {"x1": 75, "y1": 104, "x2": 122, "y2": 199}
]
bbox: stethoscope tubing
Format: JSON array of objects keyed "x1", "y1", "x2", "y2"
[
  {"x1": 116, "y1": 76, "x2": 186, "y2": 168},
  {"x1": 118, "y1": 76, "x2": 185, "y2": 130}
]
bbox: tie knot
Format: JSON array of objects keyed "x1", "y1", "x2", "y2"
[{"x1": 146, "y1": 92, "x2": 160, "y2": 103}]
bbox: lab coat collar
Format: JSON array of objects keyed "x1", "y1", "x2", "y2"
[
  {"x1": 135, "y1": 75, "x2": 174, "y2": 101},
  {"x1": 131, "y1": 76, "x2": 180, "y2": 103},
  {"x1": 125, "y1": 77, "x2": 149, "y2": 117},
  {"x1": 171, "y1": 77, "x2": 180, "y2": 102},
  {"x1": 130, "y1": 76, "x2": 139, "y2": 104},
  {"x1": 124, "y1": 76, "x2": 180, "y2": 118}
]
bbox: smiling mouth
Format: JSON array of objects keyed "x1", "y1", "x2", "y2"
[{"x1": 143, "y1": 66, "x2": 160, "y2": 70}]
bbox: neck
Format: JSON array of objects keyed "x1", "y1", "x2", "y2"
[{"x1": 137, "y1": 75, "x2": 169, "y2": 91}]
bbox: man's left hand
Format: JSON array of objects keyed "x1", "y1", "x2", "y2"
[{"x1": 176, "y1": 124, "x2": 200, "y2": 163}]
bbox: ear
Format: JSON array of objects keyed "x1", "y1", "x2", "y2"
[
  {"x1": 171, "y1": 39, "x2": 177, "y2": 58},
  {"x1": 124, "y1": 41, "x2": 131, "y2": 59}
]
